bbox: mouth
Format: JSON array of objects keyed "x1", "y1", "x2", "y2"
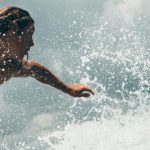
[{"x1": 25, "y1": 48, "x2": 30, "y2": 52}]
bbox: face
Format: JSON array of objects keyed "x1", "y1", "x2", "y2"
[
  {"x1": 19, "y1": 23, "x2": 35, "y2": 55},
  {"x1": 5, "y1": 23, "x2": 35, "y2": 60}
]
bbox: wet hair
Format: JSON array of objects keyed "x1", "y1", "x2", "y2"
[{"x1": 0, "y1": 6, "x2": 34, "y2": 35}]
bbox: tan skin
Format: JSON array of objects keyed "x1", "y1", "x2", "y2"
[
  {"x1": 0, "y1": 22, "x2": 94, "y2": 97},
  {"x1": 0, "y1": 23, "x2": 94, "y2": 97}
]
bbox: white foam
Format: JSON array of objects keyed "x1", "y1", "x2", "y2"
[
  {"x1": 32, "y1": 113, "x2": 54, "y2": 129},
  {"x1": 38, "y1": 112, "x2": 150, "y2": 150}
]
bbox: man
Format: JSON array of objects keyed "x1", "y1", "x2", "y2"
[{"x1": 0, "y1": 6, "x2": 94, "y2": 97}]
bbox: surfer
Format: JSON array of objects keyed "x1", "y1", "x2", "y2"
[{"x1": 0, "y1": 6, "x2": 94, "y2": 97}]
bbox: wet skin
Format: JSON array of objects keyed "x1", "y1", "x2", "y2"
[{"x1": 0, "y1": 22, "x2": 94, "y2": 97}]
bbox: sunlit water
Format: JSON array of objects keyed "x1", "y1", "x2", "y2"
[{"x1": 0, "y1": 1, "x2": 150, "y2": 149}]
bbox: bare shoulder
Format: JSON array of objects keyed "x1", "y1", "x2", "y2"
[
  {"x1": 23, "y1": 60, "x2": 43, "y2": 69},
  {"x1": 14, "y1": 60, "x2": 43, "y2": 77}
]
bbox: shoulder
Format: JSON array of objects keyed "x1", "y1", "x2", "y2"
[{"x1": 23, "y1": 60, "x2": 42, "y2": 69}]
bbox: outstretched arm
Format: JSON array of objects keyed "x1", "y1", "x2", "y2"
[{"x1": 14, "y1": 60, "x2": 94, "y2": 97}]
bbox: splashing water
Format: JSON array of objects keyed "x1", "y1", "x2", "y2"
[
  {"x1": 1, "y1": 3, "x2": 150, "y2": 150},
  {"x1": 32, "y1": 14, "x2": 150, "y2": 150},
  {"x1": 38, "y1": 113, "x2": 150, "y2": 150}
]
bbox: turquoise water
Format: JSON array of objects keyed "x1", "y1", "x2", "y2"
[{"x1": 0, "y1": 0, "x2": 150, "y2": 149}]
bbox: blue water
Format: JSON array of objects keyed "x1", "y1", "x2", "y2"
[{"x1": 0, "y1": 0, "x2": 150, "y2": 149}]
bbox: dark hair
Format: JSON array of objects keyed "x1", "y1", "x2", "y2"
[{"x1": 0, "y1": 6, "x2": 34, "y2": 35}]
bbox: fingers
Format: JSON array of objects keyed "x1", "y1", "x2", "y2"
[
  {"x1": 78, "y1": 92, "x2": 91, "y2": 97},
  {"x1": 80, "y1": 88, "x2": 95, "y2": 95},
  {"x1": 68, "y1": 83, "x2": 95, "y2": 97},
  {"x1": 71, "y1": 92, "x2": 91, "y2": 97}
]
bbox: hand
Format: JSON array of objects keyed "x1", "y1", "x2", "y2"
[{"x1": 67, "y1": 84, "x2": 95, "y2": 97}]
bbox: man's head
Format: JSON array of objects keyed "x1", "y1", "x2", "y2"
[
  {"x1": 0, "y1": 6, "x2": 34, "y2": 34},
  {"x1": 0, "y1": 6, "x2": 35, "y2": 60}
]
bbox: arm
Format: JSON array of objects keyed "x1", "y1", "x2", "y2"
[{"x1": 15, "y1": 60, "x2": 94, "y2": 97}]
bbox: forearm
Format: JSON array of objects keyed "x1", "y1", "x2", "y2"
[
  {"x1": 18, "y1": 61, "x2": 69, "y2": 93},
  {"x1": 14, "y1": 60, "x2": 94, "y2": 97}
]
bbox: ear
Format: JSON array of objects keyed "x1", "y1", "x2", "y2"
[{"x1": 10, "y1": 21, "x2": 20, "y2": 34}]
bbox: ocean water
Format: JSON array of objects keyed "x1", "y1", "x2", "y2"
[{"x1": 0, "y1": 0, "x2": 150, "y2": 149}]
